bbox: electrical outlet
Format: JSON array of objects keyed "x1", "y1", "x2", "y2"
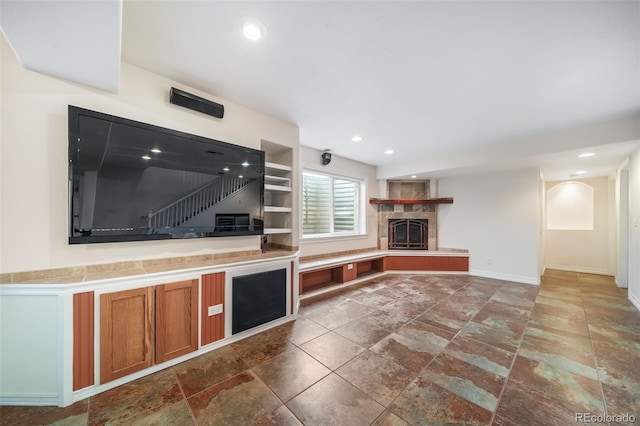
[
  {"x1": 486, "y1": 257, "x2": 493, "y2": 265},
  {"x1": 207, "y1": 304, "x2": 223, "y2": 316},
  {"x1": 347, "y1": 263, "x2": 354, "y2": 270}
]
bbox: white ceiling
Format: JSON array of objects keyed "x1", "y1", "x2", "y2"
[
  {"x1": 3, "y1": 1, "x2": 640, "y2": 181},
  {"x1": 0, "y1": 0, "x2": 122, "y2": 92}
]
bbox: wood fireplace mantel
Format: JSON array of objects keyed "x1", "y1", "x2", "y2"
[{"x1": 369, "y1": 197, "x2": 453, "y2": 205}]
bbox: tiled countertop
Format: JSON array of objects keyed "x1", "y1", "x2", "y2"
[{"x1": 1, "y1": 250, "x2": 297, "y2": 285}]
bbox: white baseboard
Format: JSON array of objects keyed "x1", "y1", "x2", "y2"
[
  {"x1": 544, "y1": 264, "x2": 611, "y2": 276},
  {"x1": 614, "y1": 276, "x2": 629, "y2": 289},
  {"x1": 629, "y1": 291, "x2": 640, "y2": 312},
  {"x1": 0, "y1": 394, "x2": 59, "y2": 406},
  {"x1": 468, "y1": 269, "x2": 540, "y2": 286}
]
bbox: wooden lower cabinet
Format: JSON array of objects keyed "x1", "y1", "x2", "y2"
[
  {"x1": 155, "y1": 279, "x2": 198, "y2": 363},
  {"x1": 73, "y1": 292, "x2": 95, "y2": 390},
  {"x1": 201, "y1": 273, "x2": 225, "y2": 346},
  {"x1": 100, "y1": 286, "x2": 155, "y2": 384},
  {"x1": 100, "y1": 279, "x2": 199, "y2": 384}
]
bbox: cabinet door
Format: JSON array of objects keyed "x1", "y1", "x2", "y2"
[
  {"x1": 100, "y1": 287, "x2": 154, "y2": 383},
  {"x1": 201, "y1": 272, "x2": 225, "y2": 346},
  {"x1": 155, "y1": 279, "x2": 198, "y2": 363},
  {"x1": 73, "y1": 291, "x2": 95, "y2": 390}
]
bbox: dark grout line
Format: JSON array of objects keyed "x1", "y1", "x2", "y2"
[
  {"x1": 168, "y1": 369, "x2": 197, "y2": 425},
  {"x1": 488, "y1": 281, "x2": 539, "y2": 425},
  {"x1": 578, "y1": 279, "x2": 610, "y2": 419}
]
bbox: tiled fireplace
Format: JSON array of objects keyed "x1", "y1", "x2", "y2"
[{"x1": 375, "y1": 180, "x2": 438, "y2": 250}]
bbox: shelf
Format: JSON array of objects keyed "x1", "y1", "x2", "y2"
[
  {"x1": 264, "y1": 228, "x2": 292, "y2": 234},
  {"x1": 265, "y1": 175, "x2": 291, "y2": 188},
  {"x1": 369, "y1": 197, "x2": 453, "y2": 205},
  {"x1": 265, "y1": 161, "x2": 292, "y2": 172},
  {"x1": 261, "y1": 150, "x2": 293, "y2": 245},
  {"x1": 265, "y1": 183, "x2": 292, "y2": 192},
  {"x1": 298, "y1": 257, "x2": 384, "y2": 295},
  {"x1": 265, "y1": 175, "x2": 291, "y2": 182},
  {"x1": 264, "y1": 206, "x2": 292, "y2": 213}
]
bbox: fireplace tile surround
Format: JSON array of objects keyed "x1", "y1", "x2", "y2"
[{"x1": 375, "y1": 181, "x2": 439, "y2": 251}]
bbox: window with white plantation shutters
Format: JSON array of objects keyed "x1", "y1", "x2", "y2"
[
  {"x1": 333, "y1": 179, "x2": 358, "y2": 232},
  {"x1": 302, "y1": 172, "x2": 331, "y2": 235},
  {"x1": 302, "y1": 170, "x2": 364, "y2": 238}
]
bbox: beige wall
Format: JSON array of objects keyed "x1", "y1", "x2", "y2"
[
  {"x1": 438, "y1": 168, "x2": 541, "y2": 284},
  {"x1": 0, "y1": 34, "x2": 299, "y2": 274},
  {"x1": 544, "y1": 176, "x2": 612, "y2": 274}
]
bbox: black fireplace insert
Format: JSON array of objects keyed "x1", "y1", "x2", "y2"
[
  {"x1": 232, "y1": 268, "x2": 287, "y2": 334},
  {"x1": 388, "y1": 219, "x2": 428, "y2": 250}
]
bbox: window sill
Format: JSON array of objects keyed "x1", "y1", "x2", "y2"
[{"x1": 301, "y1": 233, "x2": 370, "y2": 244}]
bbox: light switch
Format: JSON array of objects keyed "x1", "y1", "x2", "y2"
[
  {"x1": 208, "y1": 304, "x2": 223, "y2": 316},
  {"x1": 347, "y1": 263, "x2": 354, "y2": 270}
]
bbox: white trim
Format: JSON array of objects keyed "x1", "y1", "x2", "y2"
[
  {"x1": 265, "y1": 161, "x2": 292, "y2": 172},
  {"x1": 544, "y1": 264, "x2": 611, "y2": 276},
  {"x1": 223, "y1": 260, "x2": 292, "y2": 339},
  {"x1": 59, "y1": 294, "x2": 74, "y2": 407},
  {"x1": 264, "y1": 206, "x2": 292, "y2": 213},
  {"x1": 468, "y1": 269, "x2": 540, "y2": 286},
  {"x1": 265, "y1": 183, "x2": 292, "y2": 192},
  {"x1": 629, "y1": 291, "x2": 640, "y2": 312},
  {"x1": 0, "y1": 394, "x2": 59, "y2": 406},
  {"x1": 615, "y1": 276, "x2": 628, "y2": 289},
  {"x1": 198, "y1": 278, "x2": 203, "y2": 349},
  {"x1": 386, "y1": 250, "x2": 469, "y2": 257},
  {"x1": 300, "y1": 233, "x2": 369, "y2": 241},
  {"x1": 264, "y1": 228, "x2": 292, "y2": 234},
  {"x1": 299, "y1": 250, "x2": 469, "y2": 272}
]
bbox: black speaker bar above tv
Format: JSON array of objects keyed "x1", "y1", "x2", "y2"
[{"x1": 169, "y1": 87, "x2": 224, "y2": 119}]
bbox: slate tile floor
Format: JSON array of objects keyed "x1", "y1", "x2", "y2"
[{"x1": 2, "y1": 270, "x2": 639, "y2": 425}]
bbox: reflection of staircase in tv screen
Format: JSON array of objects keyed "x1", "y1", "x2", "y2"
[
  {"x1": 145, "y1": 176, "x2": 256, "y2": 229},
  {"x1": 215, "y1": 213, "x2": 250, "y2": 232}
]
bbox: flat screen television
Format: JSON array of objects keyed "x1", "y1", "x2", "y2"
[{"x1": 68, "y1": 105, "x2": 264, "y2": 244}]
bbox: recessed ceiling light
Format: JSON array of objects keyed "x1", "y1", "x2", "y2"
[
  {"x1": 351, "y1": 135, "x2": 363, "y2": 143},
  {"x1": 575, "y1": 170, "x2": 587, "y2": 175},
  {"x1": 242, "y1": 161, "x2": 249, "y2": 167},
  {"x1": 411, "y1": 175, "x2": 417, "y2": 179},
  {"x1": 239, "y1": 175, "x2": 243, "y2": 179},
  {"x1": 151, "y1": 148, "x2": 161, "y2": 153},
  {"x1": 578, "y1": 152, "x2": 595, "y2": 158},
  {"x1": 223, "y1": 167, "x2": 230, "y2": 172},
  {"x1": 242, "y1": 18, "x2": 267, "y2": 41},
  {"x1": 141, "y1": 155, "x2": 151, "y2": 160},
  {"x1": 384, "y1": 149, "x2": 394, "y2": 155}
]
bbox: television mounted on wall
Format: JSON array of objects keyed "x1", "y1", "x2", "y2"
[{"x1": 68, "y1": 105, "x2": 264, "y2": 244}]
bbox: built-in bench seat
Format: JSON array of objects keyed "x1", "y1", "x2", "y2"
[{"x1": 298, "y1": 249, "x2": 469, "y2": 297}]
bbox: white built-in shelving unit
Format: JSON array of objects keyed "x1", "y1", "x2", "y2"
[{"x1": 263, "y1": 157, "x2": 293, "y2": 236}]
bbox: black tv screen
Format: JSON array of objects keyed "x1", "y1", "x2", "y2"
[{"x1": 68, "y1": 105, "x2": 264, "y2": 244}]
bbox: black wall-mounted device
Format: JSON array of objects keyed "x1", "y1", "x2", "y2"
[
  {"x1": 322, "y1": 151, "x2": 332, "y2": 165},
  {"x1": 169, "y1": 87, "x2": 224, "y2": 119}
]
